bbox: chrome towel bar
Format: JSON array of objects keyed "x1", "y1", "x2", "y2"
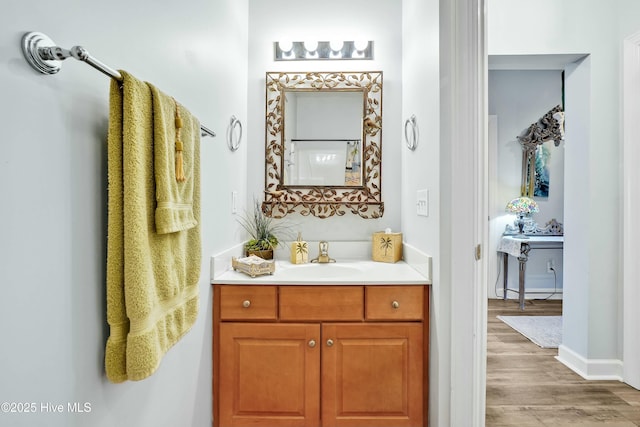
[{"x1": 21, "y1": 31, "x2": 216, "y2": 138}]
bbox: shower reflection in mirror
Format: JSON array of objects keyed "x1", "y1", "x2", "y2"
[{"x1": 284, "y1": 138, "x2": 362, "y2": 186}]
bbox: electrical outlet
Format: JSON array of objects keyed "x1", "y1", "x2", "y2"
[{"x1": 546, "y1": 259, "x2": 555, "y2": 273}]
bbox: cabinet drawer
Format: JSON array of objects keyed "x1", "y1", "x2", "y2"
[
  {"x1": 365, "y1": 286, "x2": 424, "y2": 321},
  {"x1": 280, "y1": 286, "x2": 364, "y2": 321},
  {"x1": 219, "y1": 286, "x2": 277, "y2": 320}
]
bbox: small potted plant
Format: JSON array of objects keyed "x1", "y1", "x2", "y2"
[{"x1": 237, "y1": 199, "x2": 288, "y2": 260}]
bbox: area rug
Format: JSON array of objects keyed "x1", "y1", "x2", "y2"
[{"x1": 497, "y1": 315, "x2": 562, "y2": 348}]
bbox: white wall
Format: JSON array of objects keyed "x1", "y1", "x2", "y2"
[
  {"x1": 0, "y1": 0, "x2": 247, "y2": 426},
  {"x1": 401, "y1": 0, "x2": 444, "y2": 424},
  {"x1": 488, "y1": 70, "x2": 565, "y2": 298},
  {"x1": 247, "y1": 0, "x2": 403, "y2": 243},
  {"x1": 621, "y1": 19, "x2": 640, "y2": 390},
  {"x1": 488, "y1": 0, "x2": 630, "y2": 373}
]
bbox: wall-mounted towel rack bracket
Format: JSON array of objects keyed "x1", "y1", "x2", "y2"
[{"x1": 21, "y1": 31, "x2": 216, "y2": 138}]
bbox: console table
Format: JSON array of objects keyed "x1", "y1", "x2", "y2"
[{"x1": 497, "y1": 235, "x2": 564, "y2": 310}]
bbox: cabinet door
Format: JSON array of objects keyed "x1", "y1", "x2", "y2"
[
  {"x1": 219, "y1": 323, "x2": 320, "y2": 427},
  {"x1": 322, "y1": 323, "x2": 423, "y2": 427}
]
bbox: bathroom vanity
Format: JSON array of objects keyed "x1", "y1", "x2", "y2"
[{"x1": 211, "y1": 260, "x2": 430, "y2": 427}]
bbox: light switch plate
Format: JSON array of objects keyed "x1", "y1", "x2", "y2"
[{"x1": 417, "y1": 189, "x2": 429, "y2": 217}]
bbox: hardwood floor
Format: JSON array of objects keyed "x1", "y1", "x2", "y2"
[{"x1": 486, "y1": 298, "x2": 640, "y2": 426}]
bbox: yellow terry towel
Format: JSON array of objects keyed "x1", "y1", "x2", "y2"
[
  {"x1": 149, "y1": 83, "x2": 198, "y2": 235},
  {"x1": 105, "y1": 70, "x2": 201, "y2": 382}
]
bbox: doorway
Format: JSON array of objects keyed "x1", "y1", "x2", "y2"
[
  {"x1": 487, "y1": 65, "x2": 566, "y2": 304},
  {"x1": 485, "y1": 53, "x2": 593, "y2": 374}
]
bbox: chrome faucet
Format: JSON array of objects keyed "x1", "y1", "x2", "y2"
[{"x1": 310, "y1": 241, "x2": 336, "y2": 263}]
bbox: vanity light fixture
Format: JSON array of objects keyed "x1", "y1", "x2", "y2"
[{"x1": 274, "y1": 41, "x2": 374, "y2": 61}]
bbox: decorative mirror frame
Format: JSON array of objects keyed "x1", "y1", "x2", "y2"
[
  {"x1": 516, "y1": 104, "x2": 565, "y2": 197},
  {"x1": 262, "y1": 71, "x2": 383, "y2": 219}
]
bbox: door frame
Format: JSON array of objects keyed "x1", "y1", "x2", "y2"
[{"x1": 444, "y1": 0, "x2": 488, "y2": 425}]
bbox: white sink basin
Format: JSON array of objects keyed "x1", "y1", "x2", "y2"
[{"x1": 275, "y1": 263, "x2": 362, "y2": 280}]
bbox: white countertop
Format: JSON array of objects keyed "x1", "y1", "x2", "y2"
[{"x1": 211, "y1": 259, "x2": 430, "y2": 285}]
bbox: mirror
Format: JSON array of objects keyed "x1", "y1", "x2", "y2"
[
  {"x1": 284, "y1": 91, "x2": 363, "y2": 186},
  {"x1": 263, "y1": 71, "x2": 383, "y2": 219}
]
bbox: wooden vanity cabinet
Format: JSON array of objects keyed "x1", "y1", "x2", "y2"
[{"x1": 213, "y1": 284, "x2": 429, "y2": 427}]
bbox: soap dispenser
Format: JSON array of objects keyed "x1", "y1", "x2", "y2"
[
  {"x1": 372, "y1": 228, "x2": 403, "y2": 263},
  {"x1": 290, "y1": 232, "x2": 309, "y2": 264}
]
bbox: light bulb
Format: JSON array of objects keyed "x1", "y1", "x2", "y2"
[
  {"x1": 303, "y1": 40, "x2": 318, "y2": 52},
  {"x1": 278, "y1": 40, "x2": 293, "y2": 52},
  {"x1": 329, "y1": 40, "x2": 344, "y2": 52},
  {"x1": 354, "y1": 40, "x2": 369, "y2": 51}
]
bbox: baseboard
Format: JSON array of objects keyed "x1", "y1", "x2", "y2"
[
  {"x1": 489, "y1": 289, "x2": 564, "y2": 300},
  {"x1": 556, "y1": 344, "x2": 623, "y2": 381}
]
